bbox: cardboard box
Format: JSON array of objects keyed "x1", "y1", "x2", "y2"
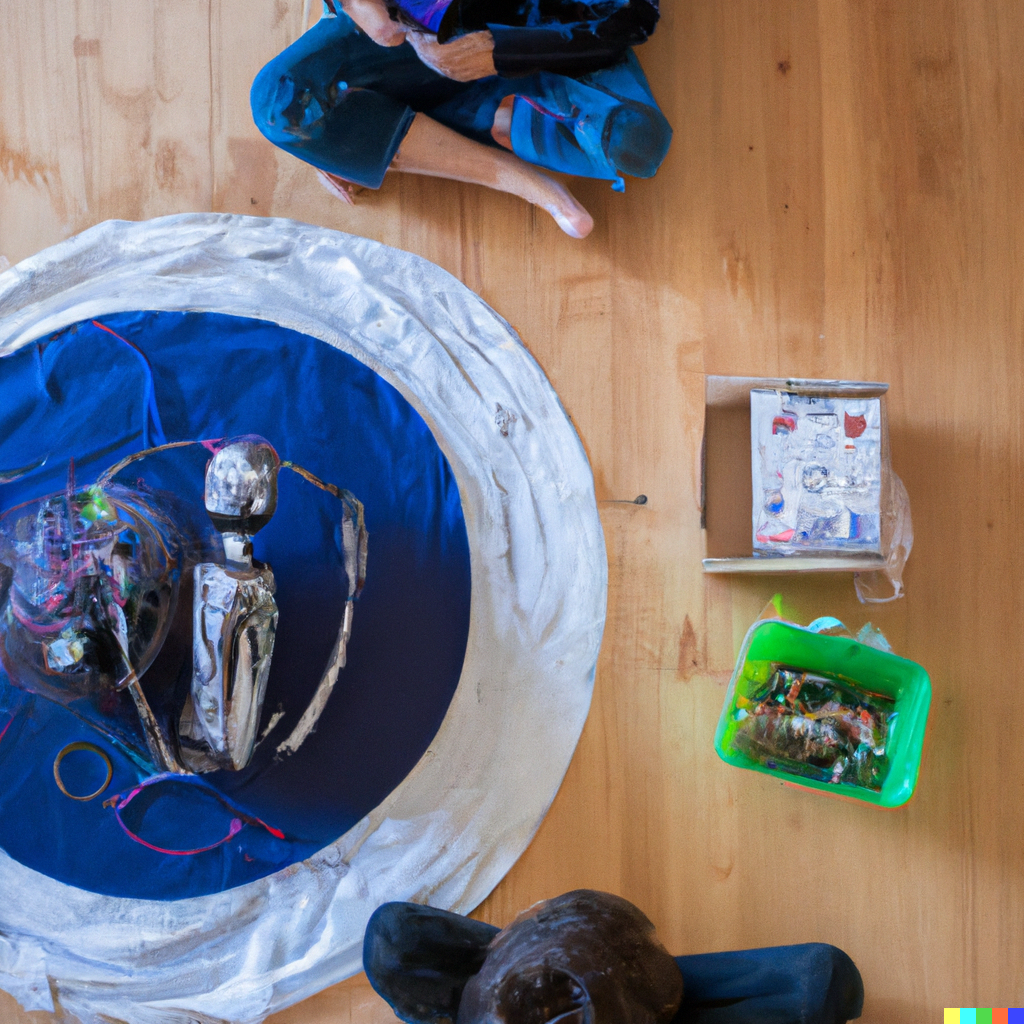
[{"x1": 702, "y1": 375, "x2": 890, "y2": 574}]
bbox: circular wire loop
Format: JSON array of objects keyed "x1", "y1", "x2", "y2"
[
  {"x1": 53, "y1": 742, "x2": 114, "y2": 802},
  {"x1": 108, "y1": 772, "x2": 286, "y2": 856}
]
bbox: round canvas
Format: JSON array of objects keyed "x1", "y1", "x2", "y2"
[{"x1": 0, "y1": 215, "x2": 606, "y2": 1024}]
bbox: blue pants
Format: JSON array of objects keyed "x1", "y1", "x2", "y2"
[{"x1": 250, "y1": 14, "x2": 672, "y2": 190}]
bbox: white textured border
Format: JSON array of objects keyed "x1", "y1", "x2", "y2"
[{"x1": 0, "y1": 215, "x2": 606, "y2": 1024}]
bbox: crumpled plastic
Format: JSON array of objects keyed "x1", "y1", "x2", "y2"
[
  {"x1": 853, "y1": 462, "x2": 913, "y2": 603},
  {"x1": 761, "y1": 597, "x2": 894, "y2": 647}
]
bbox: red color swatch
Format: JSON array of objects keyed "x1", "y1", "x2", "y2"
[{"x1": 844, "y1": 412, "x2": 867, "y2": 438}]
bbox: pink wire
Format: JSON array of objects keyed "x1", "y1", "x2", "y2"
[
  {"x1": 114, "y1": 809, "x2": 243, "y2": 856},
  {"x1": 518, "y1": 95, "x2": 579, "y2": 123},
  {"x1": 112, "y1": 773, "x2": 285, "y2": 856}
]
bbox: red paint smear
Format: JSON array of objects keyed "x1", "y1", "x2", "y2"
[
  {"x1": 757, "y1": 528, "x2": 795, "y2": 543},
  {"x1": 844, "y1": 412, "x2": 867, "y2": 438},
  {"x1": 91, "y1": 319, "x2": 144, "y2": 358}
]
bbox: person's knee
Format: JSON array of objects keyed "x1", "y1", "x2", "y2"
[
  {"x1": 605, "y1": 100, "x2": 672, "y2": 179},
  {"x1": 250, "y1": 57, "x2": 298, "y2": 144}
]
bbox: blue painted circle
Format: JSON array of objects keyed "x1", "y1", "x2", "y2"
[{"x1": 0, "y1": 311, "x2": 471, "y2": 899}]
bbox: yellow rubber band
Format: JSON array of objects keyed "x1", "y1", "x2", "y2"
[{"x1": 53, "y1": 742, "x2": 113, "y2": 802}]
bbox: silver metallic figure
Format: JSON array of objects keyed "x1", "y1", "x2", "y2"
[{"x1": 179, "y1": 438, "x2": 281, "y2": 772}]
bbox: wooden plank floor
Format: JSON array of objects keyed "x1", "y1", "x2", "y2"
[{"x1": 2, "y1": 2, "x2": 1023, "y2": 1021}]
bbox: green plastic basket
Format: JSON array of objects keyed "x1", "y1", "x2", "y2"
[{"x1": 714, "y1": 619, "x2": 931, "y2": 807}]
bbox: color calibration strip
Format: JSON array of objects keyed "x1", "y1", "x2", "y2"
[{"x1": 945, "y1": 1011, "x2": 1023, "y2": 1023}]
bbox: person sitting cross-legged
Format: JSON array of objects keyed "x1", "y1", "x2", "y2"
[{"x1": 250, "y1": 0, "x2": 673, "y2": 238}]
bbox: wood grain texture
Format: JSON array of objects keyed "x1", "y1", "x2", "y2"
[{"x1": 1, "y1": 1, "x2": 1022, "y2": 1021}]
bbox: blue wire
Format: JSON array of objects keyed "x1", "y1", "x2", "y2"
[{"x1": 87, "y1": 320, "x2": 167, "y2": 448}]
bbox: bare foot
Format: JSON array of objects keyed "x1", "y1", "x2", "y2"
[
  {"x1": 316, "y1": 169, "x2": 361, "y2": 206},
  {"x1": 376, "y1": 110, "x2": 597, "y2": 238},
  {"x1": 489, "y1": 98, "x2": 592, "y2": 237},
  {"x1": 535, "y1": 178, "x2": 594, "y2": 239}
]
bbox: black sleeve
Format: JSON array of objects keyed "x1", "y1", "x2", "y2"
[{"x1": 445, "y1": 0, "x2": 659, "y2": 78}]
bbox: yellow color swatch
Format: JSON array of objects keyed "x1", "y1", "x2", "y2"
[{"x1": 945, "y1": 1010, "x2": 961, "y2": 1024}]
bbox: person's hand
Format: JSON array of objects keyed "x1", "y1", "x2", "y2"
[
  {"x1": 339, "y1": 0, "x2": 407, "y2": 46},
  {"x1": 407, "y1": 30, "x2": 497, "y2": 81}
]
